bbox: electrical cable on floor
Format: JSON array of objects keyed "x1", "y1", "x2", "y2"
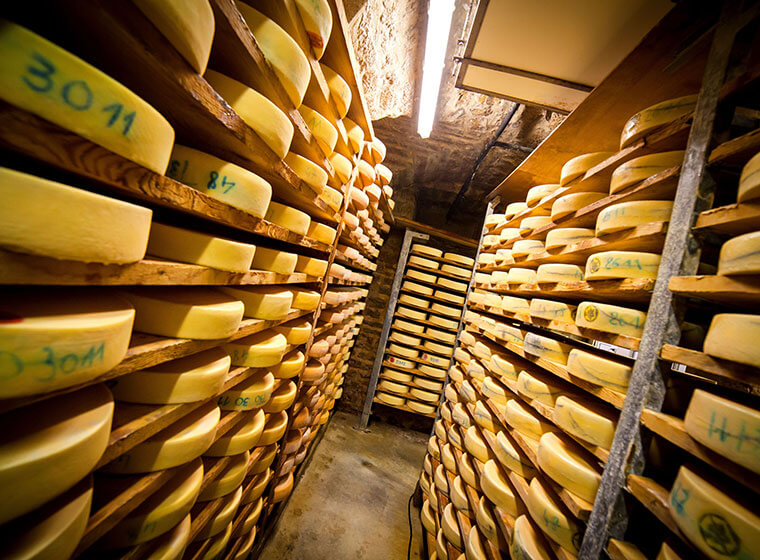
[{"x1": 407, "y1": 491, "x2": 415, "y2": 560}]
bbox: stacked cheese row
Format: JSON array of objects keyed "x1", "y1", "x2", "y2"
[{"x1": 375, "y1": 244, "x2": 474, "y2": 417}]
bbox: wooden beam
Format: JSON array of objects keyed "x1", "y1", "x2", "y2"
[{"x1": 394, "y1": 217, "x2": 478, "y2": 247}]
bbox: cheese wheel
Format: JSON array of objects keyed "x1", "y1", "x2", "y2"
[
  {"x1": 436, "y1": 529, "x2": 448, "y2": 560},
  {"x1": 416, "y1": 377, "x2": 443, "y2": 392},
  {"x1": 370, "y1": 138, "x2": 387, "y2": 164},
  {"x1": 492, "y1": 324, "x2": 524, "y2": 346},
  {"x1": 475, "y1": 496, "x2": 507, "y2": 551},
  {"x1": 208, "y1": 407, "x2": 267, "y2": 455},
  {"x1": 141, "y1": 512, "x2": 191, "y2": 560},
  {"x1": 291, "y1": 288, "x2": 320, "y2": 310},
  {"x1": 524, "y1": 333, "x2": 572, "y2": 365},
  {"x1": 294, "y1": 0, "x2": 332, "y2": 59},
  {"x1": 596, "y1": 200, "x2": 674, "y2": 235},
  {"x1": 481, "y1": 460, "x2": 520, "y2": 516},
  {"x1": 258, "y1": 411, "x2": 289, "y2": 446},
  {"x1": 526, "y1": 184, "x2": 561, "y2": 207},
  {"x1": 0, "y1": 168, "x2": 152, "y2": 264},
  {"x1": 224, "y1": 331, "x2": 287, "y2": 368},
  {"x1": 451, "y1": 476, "x2": 471, "y2": 513},
  {"x1": 505, "y1": 202, "x2": 528, "y2": 218},
  {"x1": 620, "y1": 95, "x2": 697, "y2": 148},
  {"x1": 197, "y1": 452, "x2": 248, "y2": 502},
  {"x1": 399, "y1": 294, "x2": 429, "y2": 308},
  {"x1": 221, "y1": 286, "x2": 293, "y2": 320},
  {"x1": 479, "y1": 252, "x2": 496, "y2": 265},
  {"x1": 236, "y1": 4, "x2": 309, "y2": 106},
  {"x1": 295, "y1": 255, "x2": 328, "y2": 277},
  {"x1": 585, "y1": 250, "x2": 661, "y2": 281},
  {"x1": 404, "y1": 281, "x2": 435, "y2": 296},
  {"x1": 262, "y1": 380, "x2": 297, "y2": 413},
  {"x1": 441, "y1": 264, "x2": 471, "y2": 279},
  {"x1": 204, "y1": 70, "x2": 293, "y2": 159},
  {"x1": 322, "y1": 65, "x2": 352, "y2": 118},
  {"x1": 544, "y1": 227, "x2": 595, "y2": 250},
  {"x1": 517, "y1": 370, "x2": 563, "y2": 406},
  {"x1": 327, "y1": 152, "x2": 352, "y2": 185},
  {"x1": 704, "y1": 313, "x2": 760, "y2": 368},
  {"x1": 529, "y1": 298, "x2": 577, "y2": 324},
  {"x1": 512, "y1": 240, "x2": 545, "y2": 258},
  {"x1": 555, "y1": 396, "x2": 617, "y2": 449},
  {"x1": 657, "y1": 543, "x2": 683, "y2": 560},
  {"x1": 397, "y1": 306, "x2": 427, "y2": 321},
  {"x1": 383, "y1": 368, "x2": 413, "y2": 383},
  {"x1": 739, "y1": 152, "x2": 760, "y2": 202},
  {"x1": 123, "y1": 287, "x2": 243, "y2": 339},
  {"x1": 610, "y1": 151, "x2": 684, "y2": 193},
  {"x1": 377, "y1": 391, "x2": 405, "y2": 406},
  {"x1": 104, "y1": 405, "x2": 219, "y2": 473},
  {"x1": 576, "y1": 301, "x2": 646, "y2": 337},
  {"x1": 0, "y1": 290, "x2": 134, "y2": 398},
  {"x1": 421, "y1": 500, "x2": 437, "y2": 534},
  {"x1": 408, "y1": 400, "x2": 436, "y2": 414},
  {"x1": 560, "y1": 152, "x2": 615, "y2": 186},
  {"x1": 669, "y1": 466, "x2": 760, "y2": 560},
  {"x1": 408, "y1": 269, "x2": 437, "y2": 283},
  {"x1": 232, "y1": 524, "x2": 256, "y2": 559},
  {"x1": 507, "y1": 268, "x2": 537, "y2": 285},
  {"x1": 452, "y1": 403, "x2": 473, "y2": 429},
  {"x1": 551, "y1": 192, "x2": 607, "y2": 221},
  {"x1": 378, "y1": 378, "x2": 408, "y2": 395},
  {"x1": 526, "y1": 477, "x2": 581, "y2": 554},
  {"x1": 473, "y1": 401, "x2": 498, "y2": 433},
  {"x1": 454, "y1": 347, "x2": 471, "y2": 364},
  {"x1": 481, "y1": 376, "x2": 508, "y2": 405},
  {"x1": 409, "y1": 387, "x2": 439, "y2": 402},
  {"x1": 448, "y1": 424, "x2": 465, "y2": 450},
  {"x1": 495, "y1": 431, "x2": 536, "y2": 478},
  {"x1": 0, "y1": 22, "x2": 175, "y2": 173},
  {"x1": 537, "y1": 433, "x2": 600, "y2": 502},
  {"x1": 423, "y1": 339, "x2": 453, "y2": 354},
  {"x1": 684, "y1": 389, "x2": 760, "y2": 474},
  {"x1": 112, "y1": 348, "x2": 230, "y2": 405},
  {"x1": 390, "y1": 331, "x2": 422, "y2": 346},
  {"x1": 285, "y1": 152, "x2": 328, "y2": 193},
  {"x1": 437, "y1": 277, "x2": 468, "y2": 294},
  {"x1": 319, "y1": 184, "x2": 344, "y2": 210},
  {"x1": 298, "y1": 105, "x2": 337, "y2": 154},
  {"x1": 409, "y1": 255, "x2": 440, "y2": 270},
  {"x1": 566, "y1": 349, "x2": 632, "y2": 390},
  {"x1": 0, "y1": 384, "x2": 112, "y2": 524},
  {"x1": 520, "y1": 216, "x2": 552, "y2": 232},
  {"x1": 103, "y1": 459, "x2": 203, "y2": 547},
  {"x1": 275, "y1": 319, "x2": 312, "y2": 345},
  {"x1": 394, "y1": 319, "x2": 424, "y2": 334},
  {"x1": 356, "y1": 160, "x2": 375, "y2": 187},
  {"x1": 191, "y1": 521, "x2": 231, "y2": 560},
  {"x1": 457, "y1": 451, "x2": 480, "y2": 490},
  {"x1": 445, "y1": 253, "x2": 475, "y2": 267},
  {"x1": 435, "y1": 290, "x2": 466, "y2": 305},
  {"x1": 536, "y1": 263, "x2": 584, "y2": 283},
  {"x1": 0, "y1": 475, "x2": 93, "y2": 560},
  {"x1": 419, "y1": 364, "x2": 447, "y2": 379},
  {"x1": 251, "y1": 247, "x2": 297, "y2": 274},
  {"x1": 377, "y1": 163, "x2": 393, "y2": 185},
  {"x1": 506, "y1": 400, "x2": 555, "y2": 441},
  {"x1": 420, "y1": 352, "x2": 450, "y2": 368},
  {"x1": 442, "y1": 504, "x2": 462, "y2": 548},
  {"x1": 247, "y1": 448, "x2": 276, "y2": 477},
  {"x1": 718, "y1": 231, "x2": 760, "y2": 275},
  {"x1": 265, "y1": 202, "x2": 311, "y2": 236},
  {"x1": 485, "y1": 213, "x2": 506, "y2": 229},
  {"x1": 343, "y1": 117, "x2": 364, "y2": 152}
]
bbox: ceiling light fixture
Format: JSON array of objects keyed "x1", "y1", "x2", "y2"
[{"x1": 417, "y1": 0, "x2": 455, "y2": 139}]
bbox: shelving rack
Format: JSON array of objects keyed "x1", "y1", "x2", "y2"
[
  {"x1": 416, "y1": 2, "x2": 760, "y2": 559},
  {"x1": 360, "y1": 229, "x2": 475, "y2": 428},
  {"x1": 0, "y1": 1, "x2": 393, "y2": 559}
]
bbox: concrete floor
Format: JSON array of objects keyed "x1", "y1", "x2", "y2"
[{"x1": 259, "y1": 411, "x2": 428, "y2": 560}]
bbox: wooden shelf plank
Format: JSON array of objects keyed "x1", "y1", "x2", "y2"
[
  {"x1": 395, "y1": 300, "x2": 463, "y2": 323},
  {"x1": 708, "y1": 127, "x2": 760, "y2": 167},
  {"x1": 0, "y1": 104, "x2": 333, "y2": 252},
  {"x1": 661, "y1": 344, "x2": 760, "y2": 395},
  {"x1": 0, "y1": 309, "x2": 311, "y2": 415},
  {"x1": 668, "y1": 274, "x2": 760, "y2": 307},
  {"x1": 607, "y1": 538, "x2": 648, "y2": 560},
  {"x1": 473, "y1": 278, "x2": 654, "y2": 305},
  {"x1": 0, "y1": 251, "x2": 322, "y2": 286},
  {"x1": 626, "y1": 474, "x2": 684, "y2": 539},
  {"x1": 400, "y1": 288, "x2": 466, "y2": 307},
  {"x1": 410, "y1": 250, "x2": 476, "y2": 268},
  {"x1": 402, "y1": 275, "x2": 469, "y2": 297},
  {"x1": 694, "y1": 201, "x2": 760, "y2": 236},
  {"x1": 407, "y1": 263, "x2": 474, "y2": 283},
  {"x1": 640, "y1": 408, "x2": 760, "y2": 494}
]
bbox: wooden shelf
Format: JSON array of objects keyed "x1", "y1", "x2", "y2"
[
  {"x1": 384, "y1": 350, "x2": 451, "y2": 369},
  {"x1": 391, "y1": 311, "x2": 459, "y2": 334},
  {"x1": 668, "y1": 274, "x2": 760, "y2": 307},
  {"x1": 640, "y1": 408, "x2": 760, "y2": 495},
  {"x1": 395, "y1": 300, "x2": 463, "y2": 322},
  {"x1": 327, "y1": 277, "x2": 371, "y2": 286},
  {"x1": 0, "y1": 251, "x2": 323, "y2": 286},
  {"x1": 474, "y1": 278, "x2": 654, "y2": 305},
  {"x1": 410, "y1": 250, "x2": 475, "y2": 268},
  {"x1": 0, "y1": 309, "x2": 311, "y2": 415},
  {"x1": 407, "y1": 262, "x2": 474, "y2": 283},
  {"x1": 482, "y1": 221, "x2": 668, "y2": 269},
  {"x1": 373, "y1": 397, "x2": 437, "y2": 418},
  {"x1": 695, "y1": 201, "x2": 760, "y2": 236},
  {"x1": 376, "y1": 376, "x2": 441, "y2": 403},
  {"x1": 400, "y1": 288, "x2": 466, "y2": 307},
  {"x1": 391, "y1": 324, "x2": 459, "y2": 345},
  {"x1": 387, "y1": 340, "x2": 452, "y2": 358},
  {"x1": 470, "y1": 302, "x2": 642, "y2": 352},
  {"x1": 660, "y1": 344, "x2": 760, "y2": 396},
  {"x1": 626, "y1": 474, "x2": 690, "y2": 545},
  {"x1": 708, "y1": 127, "x2": 760, "y2": 168},
  {"x1": 607, "y1": 539, "x2": 647, "y2": 560},
  {"x1": 402, "y1": 275, "x2": 469, "y2": 297},
  {"x1": 0, "y1": 104, "x2": 335, "y2": 253},
  {"x1": 381, "y1": 360, "x2": 446, "y2": 381}
]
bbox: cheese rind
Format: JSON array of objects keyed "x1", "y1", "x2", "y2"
[
  {"x1": 524, "y1": 333, "x2": 572, "y2": 365},
  {"x1": 506, "y1": 400, "x2": 554, "y2": 441},
  {"x1": 221, "y1": 286, "x2": 293, "y2": 320},
  {"x1": 0, "y1": 22, "x2": 175, "y2": 173},
  {"x1": 285, "y1": 152, "x2": 328, "y2": 193},
  {"x1": 251, "y1": 247, "x2": 297, "y2": 275},
  {"x1": 520, "y1": 216, "x2": 552, "y2": 232},
  {"x1": 0, "y1": 290, "x2": 135, "y2": 398},
  {"x1": 321, "y1": 65, "x2": 352, "y2": 118},
  {"x1": 0, "y1": 384, "x2": 112, "y2": 524},
  {"x1": 198, "y1": 452, "x2": 249, "y2": 501},
  {"x1": 684, "y1": 389, "x2": 760, "y2": 474},
  {"x1": 576, "y1": 301, "x2": 646, "y2": 337},
  {"x1": 294, "y1": 0, "x2": 332, "y2": 59},
  {"x1": 224, "y1": 331, "x2": 288, "y2": 368},
  {"x1": 168, "y1": 143, "x2": 272, "y2": 217},
  {"x1": 0, "y1": 168, "x2": 152, "y2": 264},
  {"x1": 555, "y1": 396, "x2": 617, "y2": 449},
  {"x1": 537, "y1": 433, "x2": 601, "y2": 503},
  {"x1": 291, "y1": 288, "x2": 320, "y2": 310},
  {"x1": 495, "y1": 431, "x2": 536, "y2": 478},
  {"x1": 567, "y1": 349, "x2": 631, "y2": 390},
  {"x1": 442, "y1": 504, "x2": 462, "y2": 548},
  {"x1": 122, "y1": 287, "x2": 244, "y2": 339},
  {"x1": 610, "y1": 151, "x2": 684, "y2": 193},
  {"x1": 596, "y1": 201, "x2": 674, "y2": 235},
  {"x1": 669, "y1": 466, "x2": 760, "y2": 560},
  {"x1": 517, "y1": 370, "x2": 563, "y2": 406},
  {"x1": 512, "y1": 240, "x2": 545, "y2": 258},
  {"x1": 545, "y1": 227, "x2": 595, "y2": 250},
  {"x1": 620, "y1": 95, "x2": 697, "y2": 148},
  {"x1": 265, "y1": 202, "x2": 311, "y2": 236},
  {"x1": 526, "y1": 184, "x2": 561, "y2": 207},
  {"x1": 739, "y1": 152, "x2": 760, "y2": 202},
  {"x1": 718, "y1": 231, "x2": 760, "y2": 275},
  {"x1": 444, "y1": 253, "x2": 474, "y2": 267},
  {"x1": 585, "y1": 251, "x2": 661, "y2": 280},
  {"x1": 236, "y1": 3, "x2": 310, "y2": 106},
  {"x1": 507, "y1": 268, "x2": 537, "y2": 285},
  {"x1": 551, "y1": 192, "x2": 607, "y2": 221},
  {"x1": 704, "y1": 313, "x2": 760, "y2": 368},
  {"x1": 529, "y1": 299, "x2": 576, "y2": 325},
  {"x1": 511, "y1": 515, "x2": 552, "y2": 560},
  {"x1": 560, "y1": 152, "x2": 615, "y2": 185},
  {"x1": 505, "y1": 202, "x2": 528, "y2": 217},
  {"x1": 526, "y1": 477, "x2": 581, "y2": 554},
  {"x1": 295, "y1": 255, "x2": 328, "y2": 277},
  {"x1": 536, "y1": 264, "x2": 584, "y2": 283}
]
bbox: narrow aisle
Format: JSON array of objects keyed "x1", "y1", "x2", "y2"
[{"x1": 259, "y1": 411, "x2": 428, "y2": 560}]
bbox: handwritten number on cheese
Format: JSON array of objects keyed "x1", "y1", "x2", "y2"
[{"x1": 23, "y1": 51, "x2": 55, "y2": 92}]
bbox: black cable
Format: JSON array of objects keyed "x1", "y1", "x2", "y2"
[{"x1": 407, "y1": 491, "x2": 415, "y2": 560}]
